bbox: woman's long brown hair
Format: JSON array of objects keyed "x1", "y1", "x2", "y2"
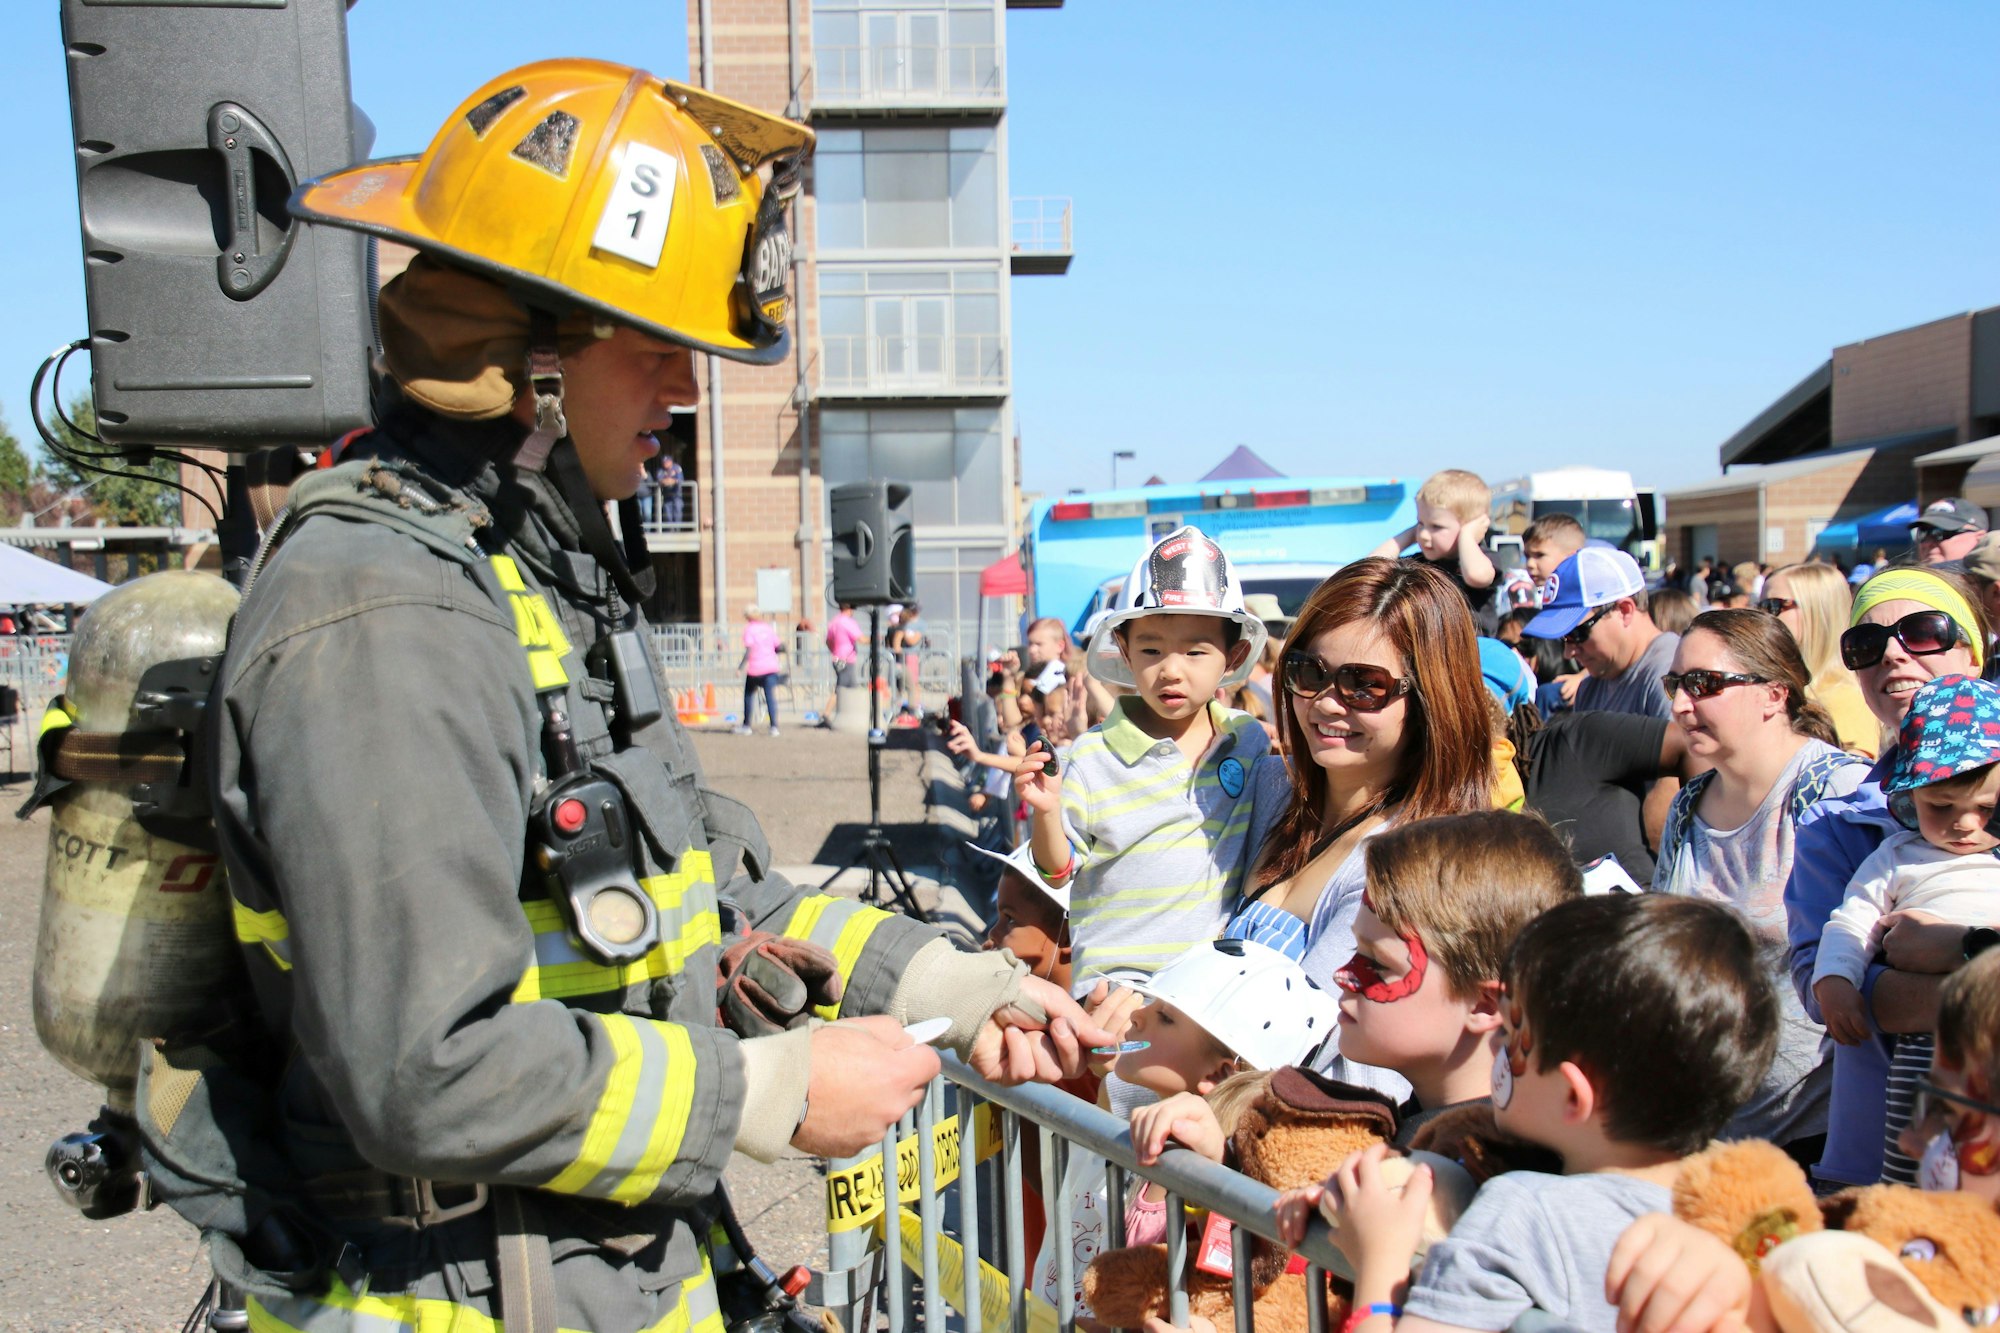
[{"x1": 1255, "y1": 558, "x2": 1493, "y2": 890}]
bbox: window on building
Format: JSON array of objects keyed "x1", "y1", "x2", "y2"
[
  {"x1": 814, "y1": 127, "x2": 998, "y2": 251},
  {"x1": 818, "y1": 266, "x2": 1003, "y2": 391},
  {"x1": 820, "y1": 406, "x2": 1005, "y2": 530},
  {"x1": 812, "y1": 1, "x2": 998, "y2": 101}
]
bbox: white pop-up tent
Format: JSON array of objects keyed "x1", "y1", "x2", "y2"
[{"x1": 0, "y1": 541, "x2": 115, "y2": 606}]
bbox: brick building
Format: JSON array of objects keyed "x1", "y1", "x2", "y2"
[
  {"x1": 677, "y1": 0, "x2": 1070, "y2": 633},
  {"x1": 1665, "y1": 305, "x2": 2000, "y2": 570}
]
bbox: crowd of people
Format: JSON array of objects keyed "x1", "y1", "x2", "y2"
[{"x1": 946, "y1": 471, "x2": 2000, "y2": 1333}]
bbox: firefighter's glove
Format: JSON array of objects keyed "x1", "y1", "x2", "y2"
[{"x1": 719, "y1": 932, "x2": 845, "y2": 1038}]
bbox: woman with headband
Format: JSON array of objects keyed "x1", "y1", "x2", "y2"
[{"x1": 1784, "y1": 564, "x2": 1993, "y2": 1188}]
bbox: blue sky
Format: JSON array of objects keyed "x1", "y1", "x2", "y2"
[{"x1": 5, "y1": 3, "x2": 1998, "y2": 506}]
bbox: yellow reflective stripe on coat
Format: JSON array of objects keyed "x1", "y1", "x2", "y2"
[
  {"x1": 778, "y1": 894, "x2": 894, "y2": 1018},
  {"x1": 512, "y1": 851, "x2": 720, "y2": 1002},
  {"x1": 246, "y1": 1259, "x2": 723, "y2": 1332},
  {"x1": 38, "y1": 695, "x2": 78, "y2": 740},
  {"x1": 543, "y1": 1012, "x2": 699, "y2": 1203},
  {"x1": 489, "y1": 553, "x2": 571, "y2": 691},
  {"x1": 232, "y1": 900, "x2": 293, "y2": 971}
]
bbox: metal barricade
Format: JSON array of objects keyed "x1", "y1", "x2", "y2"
[
  {"x1": 0, "y1": 634, "x2": 72, "y2": 731},
  {"x1": 812, "y1": 1054, "x2": 1352, "y2": 1333}
]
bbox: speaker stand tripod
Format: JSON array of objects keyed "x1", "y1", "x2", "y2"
[{"x1": 818, "y1": 609, "x2": 930, "y2": 921}]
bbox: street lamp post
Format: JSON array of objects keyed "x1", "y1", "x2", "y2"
[{"x1": 1111, "y1": 449, "x2": 1136, "y2": 490}]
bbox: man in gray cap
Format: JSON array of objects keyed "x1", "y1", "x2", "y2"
[{"x1": 1912, "y1": 497, "x2": 1990, "y2": 566}]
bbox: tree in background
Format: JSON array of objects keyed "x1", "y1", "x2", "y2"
[
  {"x1": 34, "y1": 392, "x2": 182, "y2": 528},
  {"x1": 0, "y1": 408, "x2": 30, "y2": 522}
]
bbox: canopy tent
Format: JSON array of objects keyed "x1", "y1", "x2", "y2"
[
  {"x1": 973, "y1": 551, "x2": 1028, "y2": 677},
  {"x1": 1812, "y1": 500, "x2": 1918, "y2": 553},
  {"x1": 1199, "y1": 446, "x2": 1285, "y2": 482},
  {"x1": 977, "y1": 551, "x2": 1029, "y2": 597},
  {"x1": 0, "y1": 542, "x2": 114, "y2": 605}
]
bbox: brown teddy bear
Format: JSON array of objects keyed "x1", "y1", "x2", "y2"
[
  {"x1": 1671, "y1": 1138, "x2": 2000, "y2": 1332},
  {"x1": 1081, "y1": 1072, "x2": 1546, "y2": 1333}
]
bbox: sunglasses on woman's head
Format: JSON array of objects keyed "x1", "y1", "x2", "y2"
[
  {"x1": 1838, "y1": 610, "x2": 1963, "y2": 671},
  {"x1": 1755, "y1": 597, "x2": 1797, "y2": 616},
  {"x1": 1282, "y1": 653, "x2": 1412, "y2": 712},
  {"x1": 1660, "y1": 669, "x2": 1769, "y2": 702}
]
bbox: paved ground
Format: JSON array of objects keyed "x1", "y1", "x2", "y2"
[{"x1": 0, "y1": 722, "x2": 981, "y2": 1331}]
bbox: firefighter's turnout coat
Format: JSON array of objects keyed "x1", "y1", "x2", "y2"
[{"x1": 201, "y1": 396, "x2": 1000, "y2": 1331}]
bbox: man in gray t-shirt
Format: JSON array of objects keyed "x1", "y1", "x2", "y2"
[
  {"x1": 1525, "y1": 547, "x2": 1679, "y2": 723},
  {"x1": 1403, "y1": 1171, "x2": 1671, "y2": 1332}
]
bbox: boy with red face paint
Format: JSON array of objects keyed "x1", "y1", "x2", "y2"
[
  {"x1": 1272, "y1": 810, "x2": 1581, "y2": 1250},
  {"x1": 1315, "y1": 894, "x2": 1778, "y2": 1333}
]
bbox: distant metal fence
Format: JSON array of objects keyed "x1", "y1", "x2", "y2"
[
  {"x1": 813, "y1": 1055, "x2": 1352, "y2": 1333},
  {"x1": 651, "y1": 623, "x2": 968, "y2": 721},
  {"x1": 0, "y1": 622, "x2": 981, "y2": 739}
]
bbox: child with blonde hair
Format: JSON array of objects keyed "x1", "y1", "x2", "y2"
[{"x1": 1373, "y1": 469, "x2": 1497, "y2": 628}]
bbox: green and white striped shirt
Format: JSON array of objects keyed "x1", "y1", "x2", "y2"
[{"x1": 1058, "y1": 698, "x2": 1268, "y2": 993}]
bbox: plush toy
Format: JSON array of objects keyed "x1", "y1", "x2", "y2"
[
  {"x1": 1671, "y1": 1139, "x2": 2000, "y2": 1332},
  {"x1": 1081, "y1": 1071, "x2": 1521, "y2": 1333}
]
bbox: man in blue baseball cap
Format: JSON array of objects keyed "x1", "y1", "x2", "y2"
[{"x1": 1525, "y1": 547, "x2": 1679, "y2": 724}]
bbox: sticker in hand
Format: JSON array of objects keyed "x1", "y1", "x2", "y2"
[{"x1": 592, "y1": 142, "x2": 678, "y2": 268}]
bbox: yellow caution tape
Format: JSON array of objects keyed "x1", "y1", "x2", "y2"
[
  {"x1": 824, "y1": 1103, "x2": 1005, "y2": 1234},
  {"x1": 892, "y1": 1206, "x2": 1060, "y2": 1333}
]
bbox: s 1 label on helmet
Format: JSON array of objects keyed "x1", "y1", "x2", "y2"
[{"x1": 591, "y1": 142, "x2": 678, "y2": 268}]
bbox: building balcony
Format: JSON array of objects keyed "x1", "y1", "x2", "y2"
[
  {"x1": 817, "y1": 334, "x2": 1007, "y2": 399},
  {"x1": 1010, "y1": 196, "x2": 1073, "y2": 275},
  {"x1": 812, "y1": 43, "x2": 1003, "y2": 114},
  {"x1": 635, "y1": 480, "x2": 701, "y2": 553}
]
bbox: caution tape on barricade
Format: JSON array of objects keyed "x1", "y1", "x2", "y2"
[
  {"x1": 823, "y1": 1102, "x2": 1003, "y2": 1234},
  {"x1": 892, "y1": 1206, "x2": 1060, "y2": 1333}
]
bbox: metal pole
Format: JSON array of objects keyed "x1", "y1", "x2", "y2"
[
  {"x1": 699, "y1": 0, "x2": 728, "y2": 625},
  {"x1": 786, "y1": 0, "x2": 815, "y2": 621}
]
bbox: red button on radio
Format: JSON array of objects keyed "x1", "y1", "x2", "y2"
[{"x1": 554, "y1": 798, "x2": 588, "y2": 834}]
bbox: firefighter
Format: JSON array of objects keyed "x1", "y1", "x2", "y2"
[{"x1": 200, "y1": 59, "x2": 1104, "y2": 1331}]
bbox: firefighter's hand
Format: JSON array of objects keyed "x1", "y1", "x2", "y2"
[
  {"x1": 719, "y1": 932, "x2": 845, "y2": 1038},
  {"x1": 795, "y1": 1017, "x2": 939, "y2": 1158},
  {"x1": 967, "y1": 976, "x2": 1115, "y2": 1085}
]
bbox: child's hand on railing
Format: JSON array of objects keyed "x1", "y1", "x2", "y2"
[
  {"x1": 1272, "y1": 1179, "x2": 1329, "y2": 1248},
  {"x1": 1129, "y1": 1092, "x2": 1226, "y2": 1166}
]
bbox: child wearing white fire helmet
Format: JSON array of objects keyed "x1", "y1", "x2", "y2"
[{"x1": 1016, "y1": 525, "x2": 1270, "y2": 994}]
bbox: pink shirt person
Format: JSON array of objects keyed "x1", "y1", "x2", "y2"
[
  {"x1": 826, "y1": 611, "x2": 862, "y2": 664},
  {"x1": 742, "y1": 619, "x2": 782, "y2": 677}
]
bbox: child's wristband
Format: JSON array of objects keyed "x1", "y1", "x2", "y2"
[
  {"x1": 1338, "y1": 1304, "x2": 1400, "y2": 1333},
  {"x1": 1032, "y1": 847, "x2": 1074, "y2": 885}
]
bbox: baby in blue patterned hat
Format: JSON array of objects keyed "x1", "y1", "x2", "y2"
[{"x1": 1812, "y1": 673, "x2": 2000, "y2": 1181}]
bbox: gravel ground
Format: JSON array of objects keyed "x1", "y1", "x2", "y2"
[{"x1": 0, "y1": 722, "x2": 970, "y2": 1331}]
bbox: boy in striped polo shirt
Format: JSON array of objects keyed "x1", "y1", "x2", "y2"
[{"x1": 1018, "y1": 526, "x2": 1271, "y2": 994}]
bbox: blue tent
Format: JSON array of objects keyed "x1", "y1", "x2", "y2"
[{"x1": 1814, "y1": 500, "x2": 1918, "y2": 552}]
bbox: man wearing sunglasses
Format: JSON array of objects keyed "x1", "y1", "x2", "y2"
[
  {"x1": 1524, "y1": 548, "x2": 1680, "y2": 725},
  {"x1": 1910, "y1": 496, "x2": 1989, "y2": 568}
]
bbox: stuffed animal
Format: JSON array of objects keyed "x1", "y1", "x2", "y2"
[
  {"x1": 1081, "y1": 1071, "x2": 1521, "y2": 1333},
  {"x1": 1671, "y1": 1139, "x2": 2000, "y2": 1332}
]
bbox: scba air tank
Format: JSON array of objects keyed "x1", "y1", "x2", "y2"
[{"x1": 33, "y1": 570, "x2": 239, "y2": 1113}]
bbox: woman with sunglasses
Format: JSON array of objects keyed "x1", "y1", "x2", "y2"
[
  {"x1": 1229, "y1": 559, "x2": 1492, "y2": 1085},
  {"x1": 1758, "y1": 561, "x2": 1879, "y2": 758},
  {"x1": 1653, "y1": 610, "x2": 1871, "y2": 1163},
  {"x1": 1784, "y1": 565, "x2": 1993, "y2": 1188}
]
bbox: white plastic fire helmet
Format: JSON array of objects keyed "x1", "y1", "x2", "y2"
[{"x1": 1084, "y1": 525, "x2": 1267, "y2": 691}]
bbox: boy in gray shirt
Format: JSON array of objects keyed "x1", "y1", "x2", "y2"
[{"x1": 1320, "y1": 895, "x2": 1779, "y2": 1333}]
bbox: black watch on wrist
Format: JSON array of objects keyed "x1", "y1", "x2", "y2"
[{"x1": 1963, "y1": 926, "x2": 2000, "y2": 962}]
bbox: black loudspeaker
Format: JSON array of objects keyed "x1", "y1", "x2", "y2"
[
  {"x1": 830, "y1": 480, "x2": 915, "y2": 607},
  {"x1": 60, "y1": 0, "x2": 374, "y2": 452}
]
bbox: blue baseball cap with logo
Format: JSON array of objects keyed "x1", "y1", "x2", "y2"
[{"x1": 1524, "y1": 548, "x2": 1647, "y2": 640}]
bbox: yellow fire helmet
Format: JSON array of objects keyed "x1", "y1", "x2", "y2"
[{"x1": 291, "y1": 58, "x2": 813, "y2": 365}]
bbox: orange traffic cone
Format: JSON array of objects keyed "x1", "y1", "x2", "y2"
[{"x1": 702, "y1": 681, "x2": 717, "y2": 713}]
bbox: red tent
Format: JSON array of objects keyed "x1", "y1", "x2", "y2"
[{"x1": 978, "y1": 551, "x2": 1029, "y2": 597}]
